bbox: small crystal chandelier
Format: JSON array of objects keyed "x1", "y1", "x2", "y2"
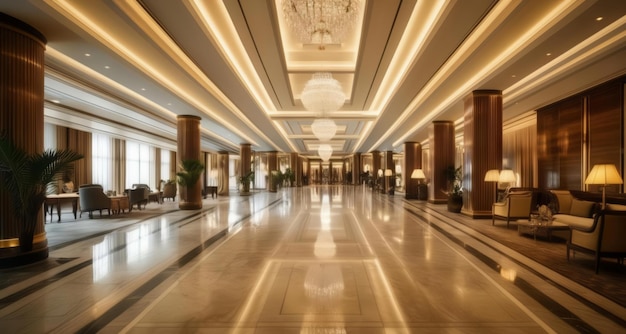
[
  {"x1": 318, "y1": 144, "x2": 333, "y2": 161},
  {"x1": 301, "y1": 72, "x2": 344, "y2": 141},
  {"x1": 300, "y1": 72, "x2": 345, "y2": 113},
  {"x1": 282, "y1": 0, "x2": 360, "y2": 49}
]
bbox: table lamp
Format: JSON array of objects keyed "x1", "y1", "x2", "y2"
[{"x1": 585, "y1": 164, "x2": 623, "y2": 209}]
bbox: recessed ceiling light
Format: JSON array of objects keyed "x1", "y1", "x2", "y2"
[
  {"x1": 141, "y1": 88, "x2": 146, "y2": 91},
  {"x1": 104, "y1": 65, "x2": 110, "y2": 69},
  {"x1": 596, "y1": 16, "x2": 603, "y2": 21},
  {"x1": 546, "y1": 52, "x2": 552, "y2": 56},
  {"x1": 84, "y1": 53, "x2": 91, "y2": 57},
  {"x1": 51, "y1": 99, "x2": 60, "y2": 104},
  {"x1": 511, "y1": 74, "x2": 516, "y2": 78}
]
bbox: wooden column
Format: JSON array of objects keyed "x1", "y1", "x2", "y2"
[
  {"x1": 384, "y1": 151, "x2": 394, "y2": 194},
  {"x1": 268, "y1": 151, "x2": 278, "y2": 192},
  {"x1": 240, "y1": 143, "x2": 252, "y2": 190},
  {"x1": 353, "y1": 153, "x2": 362, "y2": 185},
  {"x1": 429, "y1": 121, "x2": 456, "y2": 204},
  {"x1": 177, "y1": 115, "x2": 202, "y2": 209},
  {"x1": 371, "y1": 151, "x2": 381, "y2": 191},
  {"x1": 464, "y1": 90, "x2": 502, "y2": 217},
  {"x1": 290, "y1": 152, "x2": 299, "y2": 186},
  {"x1": 218, "y1": 151, "x2": 229, "y2": 195},
  {"x1": 0, "y1": 14, "x2": 47, "y2": 265},
  {"x1": 404, "y1": 142, "x2": 422, "y2": 199}
]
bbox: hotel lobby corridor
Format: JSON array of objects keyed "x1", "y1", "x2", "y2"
[{"x1": 0, "y1": 185, "x2": 624, "y2": 333}]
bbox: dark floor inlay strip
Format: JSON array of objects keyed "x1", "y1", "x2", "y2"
[{"x1": 0, "y1": 259, "x2": 92, "y2": 310}]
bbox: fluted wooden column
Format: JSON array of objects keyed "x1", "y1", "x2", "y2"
[
  {"x1": 240, "y1": 143, "x2": 251, "y2": 187},
  {"x1": 218, "y1": 151, "x2": 229, "y2": 195},
  {"x1": 290, "y1": 153, "x2": 299, "y2": 186},
  {"x1": 429, "y1": 121, "x2": 456, "y2": 204},
  {"x1": 371, "y1": 151, "x2": 381, "y2": 191},
  {"x1": 404, "y1": 142, "x2": 422, "y2": 199},
  {"x1": 177, "y1": 115, "x2": 202, "y2": 209},
  {"x1": 464, "y1": 90, "x2": 503, "y2": 218},
  {"x1": 384, "y1": 151, "x2": 394, "y2": 194},
  {"x1": 353, "y1": 153, "x2": 362, "y2": 185},
  {"x1": 268, "y1": 151, "x2": 278, "y2": 192},
  {"x1": 0, "y1": 14, "x2": 47, "y2": 265}
]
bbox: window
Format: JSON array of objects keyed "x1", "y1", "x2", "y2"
[
  {"x1": 160, "y1": 149, "x2": 171, "y2": 182},
  {"x1": 92, "y1": 133, "x2": 114, "y2": 191},
  {"x1": 126, "y1": 141, "x2": 155, "y2": 189}
]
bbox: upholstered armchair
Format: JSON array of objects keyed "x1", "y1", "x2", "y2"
[
  {"x1": 162, "y1": 182, "x2": 177, "y2": 201},
  {"x1": 78, "y1": 184, "x2": 111, "y2": 219},
  {"x1": 492, "y1": 191, "x2": 533, "y2": 228},
  {"x1": 567, "y1": 209, "x2": 626, "y2": 273},
  {"x1": 128, "y1": 187, "x2": 149, "y2": 211}
]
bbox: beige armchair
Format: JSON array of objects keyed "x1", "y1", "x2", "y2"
[
  {"x1": 79, "y1": 184, "x2": 111, "y2": 219},
  {"x1": 162, "y1": 182, "x2": 177, "y2": 201},
  {"x1": 492, "y1": 191, "x2": 533, "y2": 228},
  {"x1": 128, "y1": 187, "x2": 149, "y2": 211},
  {"x1": 567, "y1": 210, "x2": 626, "y2": 273}
]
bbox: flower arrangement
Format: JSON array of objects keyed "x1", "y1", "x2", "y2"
[{"x1": 537, "y1": 204, "x2": 553, "y2": 223}]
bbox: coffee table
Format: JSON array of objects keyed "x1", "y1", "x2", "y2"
[{"x1": 517, "y1": 219, "x2": 569, "y2": 241}]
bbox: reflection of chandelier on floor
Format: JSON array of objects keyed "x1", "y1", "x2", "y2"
[
  {"x1": 304, "y1": 264, "x2": 344, "y2": 301},
  {"x1": 282, "y1": 0, "x2": 360, "y2": 49}
]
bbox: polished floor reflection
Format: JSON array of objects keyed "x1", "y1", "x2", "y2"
[{"x1": 0, "y1": 185, "x2": 624, "y2": 333}]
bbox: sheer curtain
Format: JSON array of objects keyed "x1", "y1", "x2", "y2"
[
  {"x1": 126, "y1": 141, "x2": 156, "y2": 189},
  {"x1": 92, "y1": 133, "x2": 114, "y2": 191}
]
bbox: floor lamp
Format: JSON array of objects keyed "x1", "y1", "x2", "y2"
[
  {"x1": 385, "y1": 169, "x2": 393, "y2": 194},
  {"x1": 584, "y1": 164, "x2": 623, "y2": 209},
  {"x1": 484, "y1": 169, "x2": 500, "y2": 203},
  {"x1": 411, "y1": 169, "x2": 426, "y2": 200}
]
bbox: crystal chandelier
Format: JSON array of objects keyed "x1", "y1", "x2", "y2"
[
  {"x1": 300, "y1": 72, "x2": 345, "y2": 113},
  {"x1": 310, "y1": 118, "x2": 337, "y2": 141},
  {"x1": 318, "y1": 144, "x2": 333, "y2": 161},
  {"x1": 282, "y1": 0, "x2": 360, "y2": 48}
]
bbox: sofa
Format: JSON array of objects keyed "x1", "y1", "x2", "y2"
[{"x1": 549, "y1": 190, "x2": 598, "y2": 229}]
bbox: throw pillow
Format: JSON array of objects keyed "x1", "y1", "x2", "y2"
[{"x1": 569, "y1": 199, "x2": 595, "y2": 218}]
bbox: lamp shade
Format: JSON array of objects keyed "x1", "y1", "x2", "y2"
[
  {"x1": 384, "y1": 169, "x2": 393, "y2": 176},
  {"x1": 498, "y1": 169, "x2": 516, "y2": 184},
  {"x1": 585, "y1": 164, "x2": 623, "y2": 185},
  {"x1": 484, "y1": 169, "x2": 500, "y2": 182},
  {"x1": 411, "y1": 169, "x2": 425, "y2": 179}
]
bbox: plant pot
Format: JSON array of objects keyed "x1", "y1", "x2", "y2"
[{"x1": 447, "y1": 195, "x2": 463, "y2": 213}]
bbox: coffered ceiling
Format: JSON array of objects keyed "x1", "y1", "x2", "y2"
[{"x1": 2, "y1": 0, "x2": 625, "y2": 159}]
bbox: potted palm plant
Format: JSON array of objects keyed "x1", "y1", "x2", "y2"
[
  {"x1": 445, "y1": 165, "x2": 463, "y2": 213},
  {"x1": 238, "y1": 171, "x2": 254, "y2": 194},
  {"x1": 0, "y1": 134, "x2": 83, "y2": 252},
  {"x1": 176, "y1": 159, "x2": 204, "y2": 210}
]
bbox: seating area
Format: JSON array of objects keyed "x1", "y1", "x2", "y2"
[{"x1": 489, "y1": 187, "x2": 626, "y2": 274}]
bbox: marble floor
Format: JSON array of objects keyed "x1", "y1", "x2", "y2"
[{"x1": 0, "y1": 185, "x2": 624, "y2": 333}]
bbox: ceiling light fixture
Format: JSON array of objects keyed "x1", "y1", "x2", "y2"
[
  {"x1": 318, "y1": 144, "x2": 333, "y2": 161},
  {"x1": 282, "y1": 0, "x2": 360, "y2": 49},
  {"x1": 301, "y1": 72, "x2": 344, "y2": 141},
  {"x1": 301, "y1": 72, "x2": 345, "y2": 112}
]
